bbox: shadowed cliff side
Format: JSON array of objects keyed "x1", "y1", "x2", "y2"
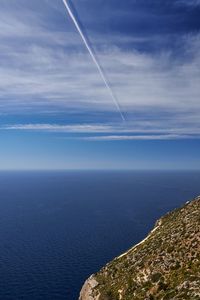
[{"x1": 79, "y1": 196, "x2": 200, "y2": 300}]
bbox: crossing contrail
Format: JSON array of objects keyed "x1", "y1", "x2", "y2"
[{"x1": 62, "y1": 0, "x2": 125, "y2": 121}]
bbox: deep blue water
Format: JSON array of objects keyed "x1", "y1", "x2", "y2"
[{"x1": 0, "y1": 171, "x2": 199, "y2": 300}]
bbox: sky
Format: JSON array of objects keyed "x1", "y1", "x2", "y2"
[{"x1": 0, "y1": 0, "x2": 200, "y2": 170}]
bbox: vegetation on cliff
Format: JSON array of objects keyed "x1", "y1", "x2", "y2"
[{"x1": 88, "y1": 196, "x2": 200, "y2": 300}]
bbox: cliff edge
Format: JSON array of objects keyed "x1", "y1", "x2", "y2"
[{"x1": 79, "y1": 196, "x2": 200, "y2": 300}]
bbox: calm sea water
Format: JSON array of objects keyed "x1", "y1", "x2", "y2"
[{"x1": 0, "y1": 171, "x2": 199, "y2": 300}]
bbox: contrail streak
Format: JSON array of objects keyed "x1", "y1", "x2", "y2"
[{"x1": 62, "y1": 0, "x2": 125, "y2": 121}]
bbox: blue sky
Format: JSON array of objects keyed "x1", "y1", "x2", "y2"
[{"x1": 0, "y1": 0, "x2": 200, "y2": 170}]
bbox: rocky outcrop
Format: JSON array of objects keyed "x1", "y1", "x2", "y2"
[
  {"x1": 79, "y1": 275, "x2": 99, "y2": 300},
  {"x1": 79, "y1": 196, "x2": 200, "y2": 300}
]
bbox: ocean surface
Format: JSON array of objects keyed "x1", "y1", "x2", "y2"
[{"x1": 0, "y1": 171, "x2": 199, "y2": 300}]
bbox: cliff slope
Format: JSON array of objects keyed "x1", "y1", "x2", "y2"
[{"x1": 79, "y1": 196, "x2": 200, "y2": 300}]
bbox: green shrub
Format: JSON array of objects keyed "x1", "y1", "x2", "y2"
[{"x1": 151, "y1": 272, "x2": 162, "y2": 283}]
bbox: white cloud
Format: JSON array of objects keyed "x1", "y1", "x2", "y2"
[
  {"x1": 2, "y1": 118, "x2": 200, "y2": 140},
  {"x1": 1, "y1": 35, "x2": 200, "y2": 113},
  {"x1": 81, "y1": 134, "x2": 190, "y2": 141},
  {"x1": 0, "y1": 1, "x2": 200, "y2": 137},
  {"x1": 3, "y1": 123, "x2": 113, "y2": 133}
]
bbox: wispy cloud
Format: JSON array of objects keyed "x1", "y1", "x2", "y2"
[
  {"x1": 1, "y1": 32, "x2": 200, "y2": 114},
  {"x1": 81, "y1": 134, "x2": 191, "y2": 141},
  {"x1": 0, "y1": 1, "x2": 200, "y2": 138},
  {"x1": 2, "y1": 123, "x2": 113, "y2": 133},
  {"x1": 2, "y1": 118, "x2": 200, "y2": 140}
]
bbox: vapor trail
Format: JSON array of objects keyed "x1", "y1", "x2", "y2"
[{"x1": 62, "y1": 0, "x2": 125, "y2": 121}]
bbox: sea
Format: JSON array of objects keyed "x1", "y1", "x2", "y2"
[{"x1": 0, "y1": 170, "x2": 199, "y2": 300}]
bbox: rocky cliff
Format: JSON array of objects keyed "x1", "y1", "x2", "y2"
[{"x1": 79, "y1": 196, "x2": 200, "y2": 300}]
